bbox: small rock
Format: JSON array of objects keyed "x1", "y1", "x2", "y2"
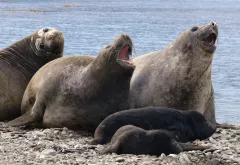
[
  {"x1": 211, "y1": 158, "x2": 220, "y2": 165},
  {"x1": 205, "y1": 152, "x2": 211, "y2": 157},
  {"x1": 76, "y1": 157, "x2": 86, "y2": 163},
  {"x1": 116, "y1": 157, "x2": 125, "y2": 162},
  {"x1": 159, "y1": 153, "x2": 168, "y2": 161},
  {"x1": 213, "y1": 149, "x2": 221, "y2": 154},
  {"x1": 181, "y1": 153, "x2": 190, "y2": 163},
  {"x1": 53, "y1": 130, "x2": 59, "y2": 134},
  {"x1": 41, "y1": 148, "x2": 57, "y2": 156},
  {"x1": 209, "y1": 137, "x2": 217, "y2": 144},
  {"x1": 170, "y1": 161, "x2": 180, "y2": 165},
  {"x1": 169, "y1": 154, "x2": 178, "y2": 158},
  {"x1": 226, "y1": 160, "x2": 232, "y2": 163}
]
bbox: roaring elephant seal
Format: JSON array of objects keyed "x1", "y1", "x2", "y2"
[
  {"x1": 7, "y1": 34, "x2": 135, "y2": 131},
  {"x1": 91, "y1": 107, "x2": 216, "y2": 145},
  {"x1": 102, "y1": 125, "x2": 210, "y2": 156},
  {"x1": 129, "y1": 22, "x2": 218, "y2": 125},
  {"x1": 0, "y1": 27, "x2": 64, "y2": 121}
]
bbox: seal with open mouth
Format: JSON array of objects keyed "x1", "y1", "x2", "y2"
[
  {"x1": 7, "y1": 34, "x2": 135, "y2": 131},
  {"x1": 129, "y1": 22, "x2": 218, "y2": 125},
  {"x1": 0, "y1": 27, "x2": 64, "y2": 121},
  {"x1": 101, "y1": 125, "x2": 210, "y2": 156}
]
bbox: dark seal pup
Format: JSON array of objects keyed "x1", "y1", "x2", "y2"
[
  {"x1": 7, "y1": 34, "x2": 135, "y2": 131},
  {"x1": 91, "y1": 107, "x2": 216, "y2": 145},
  {"x1": 0, "y1": 27, "x2": 64, "y2": 121},
  {"x1": 102, "y1": 125, "x2": 210, "y2": 156},
  {"x1": 129, "y1": 22, "x2": 218, "y2": 125}
]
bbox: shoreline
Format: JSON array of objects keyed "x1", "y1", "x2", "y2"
[{"x1": 0, "y1": 123, "x2": 239, "y2": 165}]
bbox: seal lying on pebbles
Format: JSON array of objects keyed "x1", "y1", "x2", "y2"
[
  {"x1": 0, "y1": 27, "x2": 64, "y2": 121},
  {"x1": 129, "y1": 22, "x2": 218, "y2": 125},
  {"x1": 91, "y1": 107, "x2": 216, "y2": 145},
  {"x1": 102, "y1": 125, "x2": 210, "y2": 156},
  {"x1": 7, "y1": 34, "x2": 135, "y2": 131}
]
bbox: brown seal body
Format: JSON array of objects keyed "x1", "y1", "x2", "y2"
[
  {"x1": 91, "y1": 107, "x2": 216, "y2": 145},
  {"x1": 7, "y1": 34, "x2": 135, "y2": 131},
  {"x1": 102, "y1": 125, "x2": 210, "y2": 156},
  {"x1": 0, "y1": 27, "x2": 64, "y2": 121},
  {"x1": 129, "y1": 22, "x2": 218, "y2": 125}
]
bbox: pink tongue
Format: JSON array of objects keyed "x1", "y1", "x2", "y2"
[{"x1": 120, "y1": 45, "x2": 129, "y2": 60}]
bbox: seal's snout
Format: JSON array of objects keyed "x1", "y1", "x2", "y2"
[
  {"x1": 199, "y1": 22, "x2": 219, "y2": 53},
  {"x1": 210, "y1": 22, "x2": 217, "y2": 27},
  {"x1": 208, "y1": 22, "x2": 218, "y2": 36},
  {"x1": 46, "y1": 30, "x2": 64, "y2": 41}
]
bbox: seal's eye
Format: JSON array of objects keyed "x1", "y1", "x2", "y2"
[
  {"x1": 43, "y1": 28, "x2": 49, "y2": 32},
  {"x1": 191, "y1": 27, "x2": 198, "y2": 32},
  {"x1": 40, "y1": 43, "x2": 44, "y2": 49}
]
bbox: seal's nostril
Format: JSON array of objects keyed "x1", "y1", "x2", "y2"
[
  {"x1": 211, "y1": 22, "x2": 215, "y2": 27},
  {"x1": 43, "y1": 28, "x2": 49, "y2": 33}
]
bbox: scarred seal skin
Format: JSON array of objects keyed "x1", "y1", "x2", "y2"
[
  {"x1": 102, "y1": 125, "x2": 210, "y2": 156},
  {"x1": 7, "y1": 34, "x2": 135, "y2": 131},
  {"x1": 129, "y1": 22, "x2": 218, "y2": 125},
  {"x1": 91, "y1": 107, "x2": 216, "y2": 145},
  {"x1": 0, "y1": 27, "x2": 64, "y2": 121}
]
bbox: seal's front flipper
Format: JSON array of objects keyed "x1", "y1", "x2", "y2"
[
  {"x1": 7, "y1": 96, "x2": 45, "y2": 127},
  {"x1": 179, "y1": 142, "x2": 211, "y2": 151},
  {"x1": 6, "y1": 111, "x2": 37, "y2": 127},
  {"x1": 100, "y1": 142, "x2": 121, "y2": 155}
]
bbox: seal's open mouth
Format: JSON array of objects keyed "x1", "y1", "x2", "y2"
[
  {"x1": 117, "y1": 44, "x2": 134, "y2": 67},
  {"x1": 204, "y1": 33, "x2": 217, "y2": 46}
]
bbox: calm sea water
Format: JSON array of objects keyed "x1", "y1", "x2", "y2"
[{"x1": 0, "y1": 0, "x2": 239, "y2": 124}]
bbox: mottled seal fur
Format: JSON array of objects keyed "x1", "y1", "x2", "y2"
[
  {"x1": 102, "y1": 125, "x2": 210, "y2": 156},
  {"x1": 7, "y1": 34, "x2": 135, "y2": 131},
  {"x1": 0, "y1": 27, "x2": 64, "y2": 121},
  {"x1": 91, "y1": 107, "x2": 216, "y2": 145},
  {"x1": 129, "y1": 22, "x2": 218, "y2": 125}
]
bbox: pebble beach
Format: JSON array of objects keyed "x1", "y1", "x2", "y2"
[
  {"x1": 0, "y1": 1, "x2": 240, "y2": 165},
  {"x1": 0, "y1": 122, "x2": 239, "y2": 165}
]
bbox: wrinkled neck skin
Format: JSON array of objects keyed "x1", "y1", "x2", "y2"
[
  {"x1": 82, "y1": 52, "x2": 132, "y2": 98},
  {"x1": 0, "y1": 34, "x2": 50, "y2": 79}
]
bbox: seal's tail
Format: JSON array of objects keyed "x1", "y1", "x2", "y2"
[{"x1": 178, "y1": 142, "x2": 210, "y2": 151}]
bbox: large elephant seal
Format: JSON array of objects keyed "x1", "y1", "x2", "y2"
[
  {"x1": 7, "y1": 34, "x2": 135, "y2": 131},
  {"x1": 0, "y1": 27, "x2": 64, "y2": 121},
  {"x1": 91, "y1": 107, "x2": 216, "y2": 145},
  {"x1": 129, "y1": 22, "x2": 218, "y2": 125},
  {"x1": 102, "y1": 125, "x2": 210, "y2": 156}
]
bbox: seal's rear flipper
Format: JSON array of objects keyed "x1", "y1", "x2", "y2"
[
  {"x1": 216, "y1": 123, "x2": 239, "y2": 129},
  {"x1": 179, "y1": 142, "x2": 211, "y2": 151},
  {"x1": 6, "y1": 111, "x2": 38, "y2": 127}
]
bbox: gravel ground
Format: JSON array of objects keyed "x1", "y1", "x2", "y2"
[{"x1": 0, "y1": 122, "x2": 239, "y2": 165}]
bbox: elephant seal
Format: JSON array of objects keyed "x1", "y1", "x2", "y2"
[
  {"x1": 91, "y1": 107, "x2": 216, "y2": 145},
  {"x1": 7, "y1": 34, "x2": 135, "y2": 131},
  {"x1": 129, "y1": 22, "x2": 218, "y2": 125},
  {"x1": 0, "y1": 27, "x2": 64, "y2": 121},
  {"x1": 102, "y1": 125, "x2": 210, "y2": 156}
]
